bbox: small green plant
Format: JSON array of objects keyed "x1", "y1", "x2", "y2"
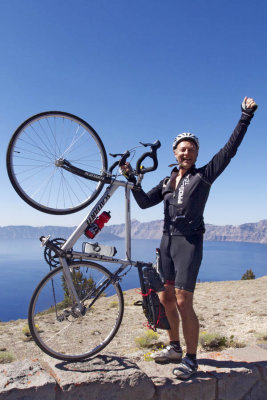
[
  {"x1": 255, "y1": 331, "x2": 267, "y2": 343},
  {"x1": 199, "y1": 332, "x2": 228, "y2": 350},
  {"x1": 143, "y1": 351, "x2": 154, "y2": 361},
  {"x1": 143, "y1": 343, "x2": 165, "y2": 361},
  {"x1": 134, "y1": 330, "x2": 160, "y2": 349},
  {"x1": 0, "y1": 351, "x2": 15, "y2": 364},
  {"x1": 241, "y1": 269, "x2": 255, "y2": 280},
  {"x1": 22, "y1": 324, "x2": 31, "y2": 337},
  {"x1": 22, "y1": 324, "x2": 40, "y2": 337},
  {"x1": 109, "y1": 300, "x2": 119, "y2": 308},
  {"x1": 228, "y1": 335, "x2": 246, "y2": 348},
  {"x1": 199, "y1": 332, "x2": 245, "y2": 350}
]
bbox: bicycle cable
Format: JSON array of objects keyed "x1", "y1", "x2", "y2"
[{"x1": 117, "y1": 264, "x2": 133, "y2": 279}]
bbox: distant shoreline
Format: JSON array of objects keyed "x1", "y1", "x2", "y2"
[
  {"x1": 1, "y1": 219, "x2": 267, "y2": 244},
  {"x1": 0, "y1": 237, "x2": 267, "y2": 246}
]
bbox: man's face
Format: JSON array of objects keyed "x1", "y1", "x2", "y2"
[{"x1": 173, "y1": 140, "x2": 198, "y2": 170}]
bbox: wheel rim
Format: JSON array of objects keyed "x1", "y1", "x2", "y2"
[
  {"x1": 7, "y1": 112, "x2": 107, "y2": 214},
  {"x1": 29, "y1": 263, "x2": 123, "y2": 361}
]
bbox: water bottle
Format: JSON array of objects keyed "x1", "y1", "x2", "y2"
[
  {"x1": 84, "y1": 211, "x2": 111, "y2": 239},
  {"x1": 83, "y1": 242, "x2": 117, "y2": 257}
]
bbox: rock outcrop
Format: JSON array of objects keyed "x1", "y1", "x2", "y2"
[{"x1": 1, "y1": 347, "x2": 267, "y2": 400}]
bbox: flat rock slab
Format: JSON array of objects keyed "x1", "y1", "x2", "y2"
[
  {"x1": 41, "y1": 352, "x2": 155, "y2": 400},
  {"x1": 198, "y1": 347, "x2": 267, "y2": 400},
  {"x1": 136, "y1": 358, "x2": 217, "y2": 400},
  {"x1": 218, "y1": 344, "x2": 267, "y2": 363},
  {"x1": 0, "y1": 359, "x2": 56, "y2": 400},
  {"x1": 136, "y1": 345, "x2": 267, "y2": 400}
]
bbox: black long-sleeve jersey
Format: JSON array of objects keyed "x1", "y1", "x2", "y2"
[{"x1": 132, "y1": 113, "x2": 253, "y2": 236}]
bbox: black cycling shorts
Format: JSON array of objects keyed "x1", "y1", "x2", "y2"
[{"x1": 159, "y1": 234, "x2": 203, "y2": 292}]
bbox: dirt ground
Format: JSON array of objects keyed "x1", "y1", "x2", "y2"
[{"x1": 1, "y1": 276, "x2": 266, "y2": 362}]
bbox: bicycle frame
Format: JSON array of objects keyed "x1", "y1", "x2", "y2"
[
  {"x1": 43, "y1": 174, "x2": 151, "y2": 310},
  {"x1": 6, "y1": 111, "x2": 164, "y2": 360}
]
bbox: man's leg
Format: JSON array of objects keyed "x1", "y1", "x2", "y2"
[
  {"x1": 159, "y1": 284, "x2": 180, "y2": 341},
  {"x1": 175, "y1": 289, "x2": 199, "y2": 354},
  {"x1": 151, "y1": 285, "x2": 183, "y2": 363},
  {"x1": 172, "y1": 289, "x2": 199, "y2": 379},
  {"x1": 169, "y1": 234, "x2": 202, "y2": 360}
]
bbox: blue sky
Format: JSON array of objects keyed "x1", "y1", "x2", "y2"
[{"x1": 1, "y1": 0, "x2": 266, "y2": 227}]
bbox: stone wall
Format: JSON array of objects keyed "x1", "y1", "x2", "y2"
[{"x1": 1, "y1": 346, "x2": 267, "y2": 400}]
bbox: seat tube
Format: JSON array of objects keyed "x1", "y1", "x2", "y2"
[
  {"x1": 138, "y1": 264, "x2": 146, "y2": 295},
  {"x1": 125, "y1": 184, "x2": 131, "y2": 260}
]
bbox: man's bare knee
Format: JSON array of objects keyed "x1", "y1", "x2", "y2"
[
  {"x1": 175, "y1": 289, "x2": 194, "y2": 314},
  {"x1": 160, "y1": 285, "x2": 176, "y2": 309}
]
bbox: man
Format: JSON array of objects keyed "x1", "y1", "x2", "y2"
[{"x1": 122, "y1": 97, "x2": 257, "y2": 379}]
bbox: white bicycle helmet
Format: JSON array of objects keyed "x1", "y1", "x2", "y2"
[{"x1": 172, "y1": 132, "x2": 199, "y2": 150}]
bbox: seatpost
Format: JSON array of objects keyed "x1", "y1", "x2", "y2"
[
  {"x1": 125, "y1": 184, "x2": 131, "y2": 261},
  {"x1": 137, "y1": 264, "x2": 146, "y2": 295}
]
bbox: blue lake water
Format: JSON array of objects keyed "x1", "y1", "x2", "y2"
[{"x1": 0, "y1": 238, "x2": 266, "y2": 322}]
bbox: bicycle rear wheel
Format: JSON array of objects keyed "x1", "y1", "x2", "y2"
[
  {"x1": 6, "y1": 111, "x2": 107, "y2": 215},
  {"x1": 28, "y1": 261, "x2": 124, "y2": 361}
]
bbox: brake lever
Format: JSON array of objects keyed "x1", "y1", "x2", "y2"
[
  {"x1": 108, "y1": 151, "x2": 131, "y2": 174},
  {"x1": 109, "y1": 152, "x2": 124, "y2": 158},
  {"x1": 140, "y1": 142, "x2": 152, "y2": 147},
  {"x1": 140, "y1": 140, "x2": 161, "y2": 150}
]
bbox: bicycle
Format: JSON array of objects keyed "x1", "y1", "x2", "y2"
[{"x1": 6, "y1": 111, "x2": 163, "y2": 362}]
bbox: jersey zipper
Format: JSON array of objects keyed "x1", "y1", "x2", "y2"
[{"x1": 173, "y1": 169, "x2": 191, "y2": 198}]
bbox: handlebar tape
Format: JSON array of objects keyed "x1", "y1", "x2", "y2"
[{"x1": 136, "y1": 140, "x2": 161, "y2": 174}]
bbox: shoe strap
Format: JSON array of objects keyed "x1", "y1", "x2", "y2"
[{"x1": 182, "y1": 356, "x2": 197, "y2": 368}]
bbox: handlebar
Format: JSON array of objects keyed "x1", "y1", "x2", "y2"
[
  {"x1": 108, "y1": 140, "x2": 161, "y2": 175},
  {"x1": 108, "y1": 151, "x2": 131, "y2": 174},
  {"x1": 136, "y1": 140, "x2": 161, "y2": 174}
]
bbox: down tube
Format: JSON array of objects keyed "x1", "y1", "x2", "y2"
[{"x1": 61, "y1": 183, "x2": 120, "y2": 250}]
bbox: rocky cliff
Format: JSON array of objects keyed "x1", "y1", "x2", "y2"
[
  {"x1": 1, "y1": 219, "x2": 267, "y2": 243},
  {"x1": 103, "y1": 219, "x2": 267, "y2": 243}
]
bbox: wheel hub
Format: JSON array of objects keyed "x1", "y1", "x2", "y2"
[{"x1": 55, "y1": 158, "x2": 64, "y2": 167}]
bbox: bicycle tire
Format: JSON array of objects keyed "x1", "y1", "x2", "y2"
[
  {"x1": 28, "y1": 261, "x2": 124, "y2": 361},
  {"x1": 6, "y1": 111, "x2": 108, "y2": 215}
]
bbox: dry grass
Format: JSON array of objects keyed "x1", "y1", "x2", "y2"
[{"x1": 0, "y1": 276, "x2": 266, "y2": 363}]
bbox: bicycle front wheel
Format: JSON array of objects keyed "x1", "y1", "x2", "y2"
[
  {"x1": 28, "y1": 261, "x2": 124, "y2": 361},
  {"x1": 6, "y1": 111, "x2": 107, "y2": 215}
]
